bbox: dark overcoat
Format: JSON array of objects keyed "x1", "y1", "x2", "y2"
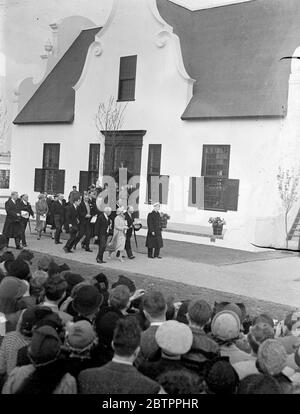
[
  {"x1": 145, "y1": 211, "x2": 163, "y2": 249},
  {"x1": 2, "y1": 198, "x2": 22, "y2": 238}
]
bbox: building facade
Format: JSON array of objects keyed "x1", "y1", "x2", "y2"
[{"x1": 10, "y1": 0, "x2": 300, "y2": 248}]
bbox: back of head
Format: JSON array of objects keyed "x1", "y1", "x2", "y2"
[
  {"x1": 237, "y1": 374, "x2": 282, "y2": 394},
  {"x1": 37, "y1": 255, "x2": 52, "y2": 272},
  {"x1": 109, "y1": 285, "x2": 131, "y2": 310},
  {"x1": 28, "y1": 325, "x2": 61, "y2": 367},
  {"x1": 112, "y1": 316, "x2": 141, "y2": 357},
  {"x1": 9, "y1": 258, "x2": 31, "y2": 281},
  {"x1": 188, "y1": 299, "x2": 212, "y2": 327},
  {"x1": 155, "y1": 320, "x2": 193, "y2": 356},
  {"x1": 253, "y1": 313, "x2": 274, "y2": 329},
  {"x1": 17, "y1": 249, "x2": 34, "y2": 263},
  {"x1": 112, "y1": 275, "x2": 136, "y2": 294},
  {"x1": 211, "y1": 310, "x2": 241, "y2": 342},
  {"x1": 47, "y1": 260, "x2": 61, "y2": 278},
  {"x1": 19, "y1": 306, "x2": 52, "y2": 337},
  {"x1": 158, "y1": 369, "x2": 204, "y2": 394},
  {"x1": 61, "y1": 272, "x2": 84, "y2": 296},
  {"x1": 72, "y1": 285, "x2": 103, "y2": 317},
  {"x1": 44, "y1": 274, "x2": 67, "y2": 302},
  {"x1": 142, "y1": 291, "x2": 166, "y2": 319},
  {"x1": 0, "y1": 276, "x2": 27, "y2": 313},
  {"x1": 257, "y1": 339, "x2": 287, "y2": 376},
  {"x1": 247, "y1": 323, "x2": 275, "y2": 354},
  {"x1": 204, "y1": 358, "x2": 239, "y2": 394}
]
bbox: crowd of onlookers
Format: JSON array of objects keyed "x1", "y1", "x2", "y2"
[{"x1": 0, "y1": 235, "x2": 300, "y2": 394}]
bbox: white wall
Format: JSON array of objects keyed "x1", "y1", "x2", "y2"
[{"x1": 10, "y1": 0, "x2": 300, "y2": 248}]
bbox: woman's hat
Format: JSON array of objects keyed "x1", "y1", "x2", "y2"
[
  {"x1": 116, "y1": 207, "x2": 125, "y2": 215},
  {"x1": 72, "y1": 285, "x2": 103, "y2": 316},
  {"x1": 66, "y1": 320, "x2": 97, "y2": 351},
  {"x1": 28, "y1": 325, "x2": 61, "y2": 366}
]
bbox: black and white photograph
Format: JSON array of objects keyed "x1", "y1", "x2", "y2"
[{"x1": 0, "y1": 0, "x2": 300, "y2": 398}]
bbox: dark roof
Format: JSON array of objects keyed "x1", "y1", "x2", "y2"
[
  {"x1": 14, "y1": 27, "x2": 101, "y2": 124},
  {"x1": 157, "y1": 0, "x2": 300, "y2": 118}
]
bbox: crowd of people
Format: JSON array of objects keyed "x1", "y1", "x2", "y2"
[
  {"x1": 2, "y1": 186, "x2": 163, "y2": 265},
  {"x1": 0, "y1": 237, "x2": 298, "y2": 394}
]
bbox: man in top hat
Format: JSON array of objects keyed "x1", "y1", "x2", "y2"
[
  {"x1": 145, "y1": 202, "x2": 163, "y2": 259},
  {"x1": 63, "y1": 196, "x2": 81, "y2": 253}
]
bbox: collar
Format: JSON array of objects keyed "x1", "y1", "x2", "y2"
[
  {"x1": 150, "y1": 321, "x2": 164, "y2": 327},
  {"x1": 42, "y1": 301, "x2": 59, "y2": 311},
  {"x1": 104, "y1": 213, "x2": 108, "y2": 220},
  {"x1": 112, "y1": 356, "x2": 133, "y2": 366}
]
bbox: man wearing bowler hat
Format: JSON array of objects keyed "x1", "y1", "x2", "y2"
[{"x1": 146, "y1": 202, "x2": 163, "y2": 259}]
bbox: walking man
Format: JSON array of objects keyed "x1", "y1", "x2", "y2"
[
  {"x1": 53, "y1": 194, "x2": 65, "y2": 245},
  {"x1": 63, "y1": 196, "x2": 81, "y2": 253},
  {"x1": 3, "y1": 191, "x2": 22, "y2": 249},
  {"x1": 74, "y1": 193, "x2": 93, "y2": 252},
  {"x1": 124, "y1": 205, "x2": 135, "y2": 259},
  {"x1": 95, "y1": 207, "x2": 112, "y2": 264},
  {"x1": 146, "y1": 202, "x2": 163, "y2": 259},
  {"x1": 18, "y1": 194, "x2": 34, "y2": 247}
]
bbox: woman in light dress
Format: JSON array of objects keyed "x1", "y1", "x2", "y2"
[
  {"x1": 106, "y1": 208, "x2": 128, "y2": 262},
  {"x1": 35, "y1": 193, "x2": 49, "y2": 240}
]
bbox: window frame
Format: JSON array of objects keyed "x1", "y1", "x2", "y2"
[{"x1": 117, "y1": 55, "x2": 137, "y2": 102}]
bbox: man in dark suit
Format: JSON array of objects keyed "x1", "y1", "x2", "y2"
[
  {"x1": 146, "y1": 202, "x2": 163, "y2": 259},
  {"x1": 73, "y1": 193, "x2": 93, "y2": 252},
  {"x1": 95, "y1": 207, "x2": 112, "y2": 264},
  {"x1": 17, "y1": 194, "x2": 34, "y2": 247},
  {"x1": 124, "y1": 206, "x2": 135, "y2": 259},
  {"x1": 63, "y1": 196, "x2": 81, "y2": 253},
  {"x1": 53, "y1": 194, "x2": 65, "y2": 244},
  {"x1": 2, "y1": 191, "x2": 22, "y2": 249}
]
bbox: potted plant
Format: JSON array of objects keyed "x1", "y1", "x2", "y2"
[
  {"x1": 208, "y1": 217, "x2": 226, "y2": 235},
  {"x1": 160, "y1": 213, "x2": 171, "y2": 229}
]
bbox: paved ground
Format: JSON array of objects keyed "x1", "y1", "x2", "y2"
[{"x1": 9, "y1": 228, "x2": 300, "y2": 313}]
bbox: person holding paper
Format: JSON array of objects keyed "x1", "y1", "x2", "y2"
[
  {"x1": 35, "y1": 194, "x2": 48, "y2": 240},
  {"x1": 17, "y1": 194, "x2": 34, "y2": 247},
  {"x1": 2, "y1": 192, "x2": 22, "y2": 249}
]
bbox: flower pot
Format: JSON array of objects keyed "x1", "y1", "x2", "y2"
[{"x1": 212, "y1": 223, "x2": 223, "y2": 235}]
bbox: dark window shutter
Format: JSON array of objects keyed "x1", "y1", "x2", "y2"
[
  {"x1": 224, "y1": 179, "x2": 239, "y2": 211},
  {"x1": 159, "y1": 175, "x2": 169, "y2": 204},
  {"x1": 89, "y1": 144, "x2": 100, "y2": 171},
  {"x1": 43, "y1": 144, "x2": 60, "y2": 169},
  {"x1": 55, "y1": 170, "x2": 65, "y2": 194},
  {"x1": 118, "y1": 55, "x2": 137, "y2": 101},
  {"x1": 79, "y1": 171, "x2": 89, "y2": 194},
  {"x1": 188, "y1": 176, "x2": 204, "y2": 209},
  {"x1": 34, "y1": 169, "x2": 45, "y2": 192},
  {"x1": 148, "y1": 144, "x2": 161, "y2": 175}
]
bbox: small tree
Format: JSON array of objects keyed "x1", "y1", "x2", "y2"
[
  {"x1": 95, "y1": 96, "x2": 127, "y2": 185},
  {"x1": 0, "y1": 98, "x2": 8, "y2": 146},
  {"x1": 277, "y1": 166, "x2": 300, "y2": 247}
]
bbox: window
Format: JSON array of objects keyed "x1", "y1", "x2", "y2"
[
  {"x1": 34, "y1": 144, "x2": 65, "y2": 194},
  {"x1": 88, "y1": 143, "x2": 100, "y2": 186},
  {"x1": 0, "y1": 170, "x2": 9, "y2": 189},
  {"x1": 146, "y1": 144, "x2": 169, "y2": 204},
  {"x1": 118, "y1": 55, "x2": 137, "y2": 101}
]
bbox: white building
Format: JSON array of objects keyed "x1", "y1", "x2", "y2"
[{"x1": 10, "y1": 0, "x2": 300, "y2": 249}]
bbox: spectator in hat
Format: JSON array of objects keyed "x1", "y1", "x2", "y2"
[
  {"x1": 0, "y1": 277, "x2": 28, "y2": 335},
  {"x1": 0, "y1": 251, "x2": 15, "y2": 281},
  {"x1": 92, "y1": 273, "x2": 109, "y2": 307},
  {"x1": 182, "y1": 299, "x2": 220, "y2": 374},
  {"x1": 256, "y1": 339, "x2": 293, "y2": 393},
  {"x1": 111, "y1": 275, "x2": 136, "y2": 294},
  {"x1": 16, "y1": 309, "x2": 64, "y2": 368},
  {"x1": 41, "y1": 274, "x2": 73, "y2": 325},
  {"x1": 203, "y1": 357, "x2": 239, "y2": 394},
  {"x1": 135, "y1": 291, "x2": 167, "y2": 368},
  {"x1": 37, "y1": 255, "x2": 52, "y2": 272},
  {"x1": 2, "y1": 325, "x2": 77, "y2": 394},
  {"x1": 233, "y1": 322, "x2": 275, "y2": 380},
  {"x1": 59, "y1": 281, "x2": 90, "y2": 317},
  {"x1": 276, "y1": 311, "x2": 300, "y2": 354},
  {"x1": 0, "y1": 306, "x2": 52, "y2": 378},
  {"x1": 79, "y1": 317, "x2": 162, "y2": 394},
  {"x1": 9, "y1": 258, "x2": 31, "y2": 282},
  {"x1": 58, "y1": 272, "x2": 84, "y2": 311},
  {"x1": 157, "y1": 369, "x2": 204, "y2": 394},
  {"x1": 138, "y1": 320, "x2": 194, "y2": 381},
  {"x1": 63, "y1": 320, "x2": 107, "y2": 378},
  {"x1": 29, "y1": 270, "x2": 48, "y2": 304},
  {"x1": 17, "y1": 249, "x2": 34, "y2": 267},
  {"x1": 95, "y1": 285, "x2": 131, "y2": 352},
  {"x1": 71, "y1": 285, "x2": 103, "y2": 323},
  {"x1": 237, "y1": 373, "x2": 283, "y2": 394},
  {"x1": 210, "y1": 310, "x2": 255, "y2": 365}
]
